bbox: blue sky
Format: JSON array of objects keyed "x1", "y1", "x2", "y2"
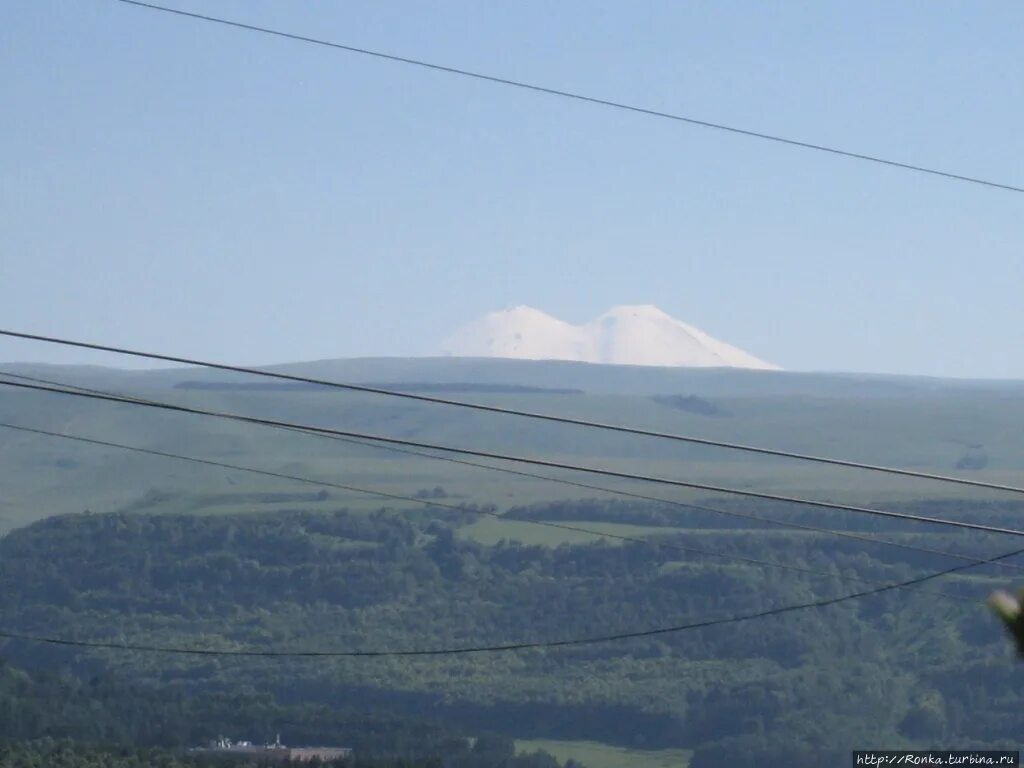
[{"x1": 2, "y1": 1, "x2": 1021, "y2": 376}]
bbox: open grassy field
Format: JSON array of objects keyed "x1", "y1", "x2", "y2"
[
  {"x1": 2, "y1": 356, "x2": 1024, "y2": 532},
  {"x1": 456, "y1": 517, "x2": 702, "y2": 546},
  {"x1": 516, "y1": 739, "x2": 691, "y2": 768}
]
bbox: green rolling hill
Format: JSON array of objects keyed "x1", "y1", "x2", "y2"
[{"x1": 1, "y1": 357, "x2": 1023, "y2": 533}]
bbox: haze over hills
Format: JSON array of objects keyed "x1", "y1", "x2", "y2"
[{"x1": 439, "y1": 305, "x2": 779, "y2": 370}]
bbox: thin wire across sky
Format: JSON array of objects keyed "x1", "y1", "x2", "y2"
[
  {"x1": 4, "y1": 328, "x2": 1024, "y2": 499},
  {"x1": 1, "y1": 2, "x2": 1018, "y2": 663},
  {"x1": 1, "y1": 336, "x2": 1019, "y2": 657},
  {"x1": 7, "y1": 369, "x2": 1020, "y2": 579},
  {"x1": 5, "y1": 376, "x2": 1023, "y2": 539},
  {"x1": 113, "y1": 0, "x2": 1024, "y2": 195}
]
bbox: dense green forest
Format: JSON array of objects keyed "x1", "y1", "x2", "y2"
[
  {"x1": 0, "y1": 740, "x2": 563, "y2": 768},
  {"x1": 0, "y1": 660, "x2": 567, "y2": 767},
  {"x1": 2, "y1": 501, "x2": 1023, "y2": 765}
]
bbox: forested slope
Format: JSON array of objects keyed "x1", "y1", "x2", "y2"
[{"x1": 1, "y1": 503, "x2": 1022, "y2": 765}]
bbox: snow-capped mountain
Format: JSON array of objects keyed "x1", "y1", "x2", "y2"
[{"x1": 440, "y1": 305, "x2": 778, "y2": 370}]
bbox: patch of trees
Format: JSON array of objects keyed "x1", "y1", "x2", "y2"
[
  {"x1": 174, "y1": 381, "x2": 583, "y2": 395},
  {"x1": 955, "y1": 445, "x2": 989, "y2": 470},
  {"x1": 651, "y1": 395, "x2": 730, "y2": 417}
]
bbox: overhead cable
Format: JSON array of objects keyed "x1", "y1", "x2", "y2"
[
  {"x1": 0, "y1": 419, "x2": 979, "y2": 603},
  {"x1": 3, "y1": 329, "x2": 1024, "y2": 498},
  {"x1": 3, "y1": 377, "x2": 1024, "y2": 539},
  {"x1": 1, "y1": 537, "x2": 1018, "y2": 657},
  {"x1": 113, "y1": 0, "x2": 1024, "y2": 195},
  {"x1": 6, "y1": 369, "x2": 1020, "y2": 577}
]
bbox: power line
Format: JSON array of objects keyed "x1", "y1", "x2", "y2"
[
  {"x1": 0, "y1": 419, "x2": 980, "y2": 603},
  {"x1": 261, "y1": 423, "x2": 1024, "y2": 574},
  {"x1": 4, "y1": 329, "x2": 1024, "y2": 499},
  {"x1": 0, "y1": 538, "x2": 1016, "y2": 658},
  {"x1": 4, "y1": 377, "x2": 1024, "y2": 539},
  {"x1": 0, "y1": 383, "x2": 1012, "y2": 657},
  {"x1": 6, "y1": 369, "x2": 1021, "y2": 576},
  {"x1": 112, "y1": 0, "x2": 1024, "y2": 195}
]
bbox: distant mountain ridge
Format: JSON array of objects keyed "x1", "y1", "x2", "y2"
[{"x1": 439, "y1": 305, "x2": 778, "y2": 369}]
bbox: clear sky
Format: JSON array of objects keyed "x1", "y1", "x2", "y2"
[{"x1": 2, "y1": 1, "x2": 1021, "y2": 377}]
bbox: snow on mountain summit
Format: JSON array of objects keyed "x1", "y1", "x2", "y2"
[
  {"x1": 438, "y1": 306, "x2": 585, "y2": 362},
  {"x1": 440, "y1": 305, "x2": 778, "y2": 369}
]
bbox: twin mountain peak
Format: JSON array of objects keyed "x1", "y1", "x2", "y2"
[{"x1": 440, "y1": 305, "x2": 778, "y2": 370}]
